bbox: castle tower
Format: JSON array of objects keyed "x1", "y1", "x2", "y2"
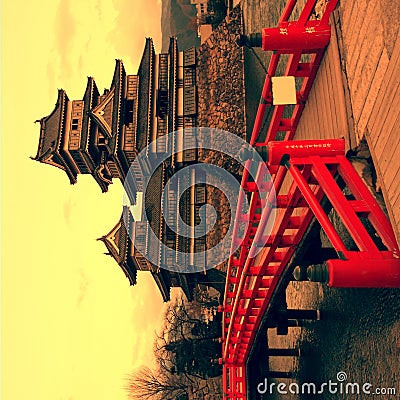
[
  {"x1": 34, "y1": 38, "x2": 204, "y2": 301},
  {"x1": 33, "y1": 37, "x2": 198, "y2": 204}
]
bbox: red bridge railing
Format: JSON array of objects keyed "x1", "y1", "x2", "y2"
[{"x1": 219, "y1": 1, "x2": 400, "y2": 398}]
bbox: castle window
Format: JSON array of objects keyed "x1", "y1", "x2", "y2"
[
  {"x1": 156, "y1": 90, "x2": 168, "y2": 118},
  {"x1": 124, "y1": 100, "x2": 134, "y2": 124},
  {"x1": 72, "y1": 118, "x2": 79, "y2": 131},
  {"x1": 184, "y1": 69, "x2": 195, "y2": 87}
]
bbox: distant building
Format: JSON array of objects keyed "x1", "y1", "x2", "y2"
[
  {"x1": 190, "y1": 0, "x2": 213, "y2": 43},
  {"x1": 190, "y1": 0, "x2": 227, "y2": 42},
  {"x1": 191, "y1": 0, "x2": 212, "y2": 26},
  {"x1": 190, "y1": 0, "x2": 209, "y2": 19},
  {"x1": 199, "y1": 24, "x2": 213, "y2": 44},
  {"x1": 33, "y1": 37, "x2": 225, "y2": 302}
]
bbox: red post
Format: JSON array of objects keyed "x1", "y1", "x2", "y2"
[
  {"x1": 327, "y1": 256, "x2": 400, "y2": 288},
  {"x1": 262, "y1": 21, "x2": 331, "y2": 52}
]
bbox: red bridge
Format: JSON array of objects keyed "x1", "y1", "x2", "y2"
[{"x1": 219, "y1": 1, "x2": 400, "y2": 398}]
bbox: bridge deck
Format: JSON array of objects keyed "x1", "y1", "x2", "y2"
[{"x1": 296, "y1": 0, "x2": 400, "y2": 243}]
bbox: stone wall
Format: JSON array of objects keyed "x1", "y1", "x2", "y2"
[
  {"x1": 196, "y1": 5, "x2": 246, "y2": 142},
  {"x1": 196, "y1": 5, "x2": 246, "y2": 272}
]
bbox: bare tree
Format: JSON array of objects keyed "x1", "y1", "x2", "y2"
[
  {"x1": 155, "y1": 297, "x2": 220, "y2": 373},
  {"x1": 126, "y1": 365, "x2": 221, "y2": 400},
  {"x1": 193, "y1": 286, "x2": 220, "y2": 308},
  {"x1": 126, "y1": 366, "x2": 189, "y2": 399},
  {"x1": 126, "y1": 296, "x2": 222, "y2": 399}
]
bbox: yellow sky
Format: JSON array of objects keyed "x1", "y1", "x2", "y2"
[{"x1": 1, "y1": 1, "x2": 171, "y2": 399}]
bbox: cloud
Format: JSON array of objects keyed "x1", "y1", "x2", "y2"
[
  {"x1": 127, "y1": 277, "x2": 168, "y2": 368},
  {"x1": 76, "y1": 269, "x2": 89, "y2": 307},
  {"x1": 54, "y1": 0, "x2": 76, "y2": 77},
  {"x1": 130, "y1": 325, "x2": 157, "y2": 368},
  {"x1": 63, "y1": 197, "x2": 76, "y2": 225},
  {"x1": 107, "y1": 0, "x2": 162, "y2": 61},
  {"x1": 46, "y1": 59, "x2": 58, "y2": 98}
]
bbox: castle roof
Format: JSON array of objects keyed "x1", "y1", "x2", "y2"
[
  {"x1": 80, "y1": 77, "x2": 100, "y2": 156},
  {"x1": 34, "y1": 89, "x2": 66, "y2": 158},
  {"x1": 98, "y1": 206, "x2": 137, "y2": 285},
  {"x1": 151, "y1": 269, "x2": 171, "y2": 302},
  {"x1": 89, "y1": 60, "x2": 125, "y2": 155},
  {"x1": 136, "y1": 38, "x2": 155, "y2": 153},
  {"x1": 32, "y1": 89, "x2": 77, "y2": 184}
]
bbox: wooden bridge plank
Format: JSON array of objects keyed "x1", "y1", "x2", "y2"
[
  {"x1": 368, "y1": 33, "x2": 400, "y2": 138},
  {"x1": 357, "y1": 48, "x2": 390, "y2": 135},
  {"x1": 339, "y1": 0, "x2": 358, "y2": 42},
  {"x1": 380, "y1": 109, "x2": 400, "y2": 183},
  {"x1": 351, "y1": 30, "x2": 385, "y2": 129},
  {"x1": 373, "y1": 80, "x2": 400, "y2": 159},
  {"x1": 346, "y1": 0, "x2": 374, "y2": 79}
]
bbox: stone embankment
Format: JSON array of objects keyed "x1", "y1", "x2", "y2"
[
  {"x1": 197, "y1": 5, "x2": 246, "y2": 141},
  {"x1": 196, "y1": 5, "x2": 246, "y2": 272}
]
